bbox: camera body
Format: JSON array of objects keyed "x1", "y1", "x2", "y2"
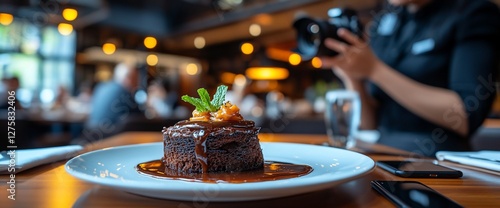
[{"x1": 293, "y1": 7, "x2": 363, "y2": 60}]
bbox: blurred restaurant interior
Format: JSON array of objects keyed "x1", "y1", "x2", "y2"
[{"x1": 1, "y1": 0, "x2": 500, "y2": 149}]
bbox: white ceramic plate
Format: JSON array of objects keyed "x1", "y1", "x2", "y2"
[{"x1": 65, "y1": 142, "x2": 375, "y2": 201}]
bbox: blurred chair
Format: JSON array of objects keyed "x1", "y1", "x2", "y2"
[{"x1": 470, "y1": 127, "x2": 500, "y2": 150}]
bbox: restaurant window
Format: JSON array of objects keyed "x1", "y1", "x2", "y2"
[{"x1": 0, "y1": 19, "x2": 76, "y2": 108}]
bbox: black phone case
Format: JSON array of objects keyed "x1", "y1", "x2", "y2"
[
  {"x1": 377, "y1": 161, "x2": 463, "y2": 178},
  {"x1": 371, "y1": 180, "x2": 464, "y2": 208},
  {"x1": 371, "y1": 180, "x2": 413, "y2": 208}
]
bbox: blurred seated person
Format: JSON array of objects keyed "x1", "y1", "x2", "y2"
[
  {"x1": 76, "y1": 80, "x2": 95, "y2": 104},
  {"x1": 320, "y1": 0, "x2": 500, "y2": 156},
  {"x1": 0, "y1": 77, "x2": 21, "y2": 109},
  {"x1": 146, "y1": 78, "x2": 185, "y2": 118},
  {"x1": 66, "y1": 80, "x2": 95, "y2": 114},
  {"x1": 75, "y1": 62, "x2": 141, "y2": 144},
  {"x1": 52, "y1": 85, "x2": 70, "y2": 110},
  {"x1": 0, "y1": 78, "x2": 8, "y2": 109}
]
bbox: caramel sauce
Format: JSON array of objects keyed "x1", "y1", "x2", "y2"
[
  {"x1": 162, "y1": 120, "x2": 258, "y2": 173},
  {"x1": 136, "y1": 160, "x2": 313, "y2": 183}
]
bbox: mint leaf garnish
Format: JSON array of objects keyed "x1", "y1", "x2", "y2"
[
  {"x1": 197, "y1": 88, "x2": 216, "y2": 112},
  {"x1": 181, "y1": 95, "x2": 207, "y2": 112},
  {"x1": 211, "y1": 85, "x2": 228, "y2": 109},
  {"x1": 182, "y1": 85, "x2": 228, "y2": 113}
]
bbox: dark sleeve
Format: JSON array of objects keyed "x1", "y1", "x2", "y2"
[{"x1": 448, "y1": 1, "x2": 500, "y2": 136}]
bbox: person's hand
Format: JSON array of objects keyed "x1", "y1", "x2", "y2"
[{"x1": 320, "y1": 28, "x2": 382, "y2": 81}]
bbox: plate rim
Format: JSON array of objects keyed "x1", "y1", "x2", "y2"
[{"x1": 65, "y1": 142, "x2": 375, "y2": 201}]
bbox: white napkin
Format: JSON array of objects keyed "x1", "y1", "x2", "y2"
[
  {"x1": 436, "y1": 150, "x2": 500, "y2": 172},
  {"x1": 0, "y1": 145, "x2": 83, "y2": 174}
]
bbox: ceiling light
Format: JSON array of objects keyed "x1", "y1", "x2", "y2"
[
  {"x1": 144, "y1": 36, "x2": 157, "y2": 49},
  {"x1": 102, "y1": 43, "x2": 116, "y2": 55},
  {"x1": 57, "y1": 23, "x2": 73, "y2": 36},
  {"x1": 186, "y1": 63, "x2": 199, "y2": 75},
  {"x1": 249, "y1": 24, "x2": 261, "y2": 36},
  {"x1": 241, "y1": 42, "x2": 254, "y2": 55},
  {"x1": 146, "y1": 54, "x2": 158, "y2": 66},
  {"x1": 234, "y1": 74, "x2": 247, "y2": 86},
  {"x1": 246, "y1": 67, "x2": 289, "y2": 80},
  {"x1": 194, "y1": 36, "x2": 206, "y2": 49},
  {"x1": 0, "y1": 13, "x2": 14, "y2": 26},
  {"x1": 288, "y1": 53, "x2": 301, "y2": 66},
  {"x1": 62, "y1": 8, "x2": 78, "y2": 21},
  {"x1": 311, "y1": 57, "x2": 322, "y2": 68}
]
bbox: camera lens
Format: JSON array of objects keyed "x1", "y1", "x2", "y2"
[
  {"x1": 293, "y1": 7, "x2": 363, "y2": 61},
  {"x1": 294, "y1": 18, "x2": 327, "y2": 61},
  {"x1": 307, "y1": 23, "x2": 321, "y2": 45}
]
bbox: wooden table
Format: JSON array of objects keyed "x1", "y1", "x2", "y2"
[{"x1": 1, "y1": 132, "x2": 499, "y2": 207}]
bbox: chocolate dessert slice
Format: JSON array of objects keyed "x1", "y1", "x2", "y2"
[
  {"x1": 161, "y1": 85, "x2": 264, "y2": 173},
  {"x1": 162, "y1": 120, "x2": 263, "y2": 173}
]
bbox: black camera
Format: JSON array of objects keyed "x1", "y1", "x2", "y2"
[{"x1": 293, "y1": 8, "x2": 363, "y2": 60}]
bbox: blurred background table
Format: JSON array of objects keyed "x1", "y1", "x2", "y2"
[{"x1": 1, "y1": 132, "x2": 499, "y2": 207}]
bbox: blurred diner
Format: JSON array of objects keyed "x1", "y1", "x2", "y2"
[
  {"x1": 73, "y1": 62, "x2": 142, "y2": 144},
  {"x1": 145, "y1": 78, "x2": 183, "y2": 119}
]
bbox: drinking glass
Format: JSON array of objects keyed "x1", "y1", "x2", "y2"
[{"x1": 324, "y1": 90, "x2": 361, "y2": 149}]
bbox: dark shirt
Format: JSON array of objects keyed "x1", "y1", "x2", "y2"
[
  {"x1": 368, "y1": 0, "x2": 500, "y2": 156},
  {"x1": 87, "y1": 81, "x2": 140, "y2": 132}
]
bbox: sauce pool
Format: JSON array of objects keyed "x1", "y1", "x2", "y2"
[{"x1": 136, "y1": 160, "x2": 313, "y2": 183}]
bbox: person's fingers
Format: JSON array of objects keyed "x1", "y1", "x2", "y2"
[
  {"x1": 319, "y1": 57, "x2": 335, "y2": 68},
  {"x1": 324, "y1": 38, "x2": 348, "y2": 54},
  {"x1": 337, "y1": 28, "x2": 363, "y2": 46},
  {"x1": 319, "y1": 56, "x2": 341, "y2": 68},
  {"x1": 332, "y1": 67, "x2": 348, "y2": 79}
]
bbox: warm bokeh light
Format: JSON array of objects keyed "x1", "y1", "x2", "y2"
[
  {"x1": 186, "y1": 63, "x2": 199, "y2": 75},
  {"x1": 249, "y1": 23, "x2": 261, "y2": 36},
  {"x1": 266, "y1": 47, "x2": 293, "y2": 62},
  {"x1": 62, "y1": 8, "x2": 78, "y2": 21},
  {"x1": 102, "y1": 43, "x2": 116, "y2": 55},
  {"x1": 234, "y1": 74, "x2": 247, "y2": 86},
  {"x1": 221, "y1": 72, "x2": 236, "y2": 84},
  {"x1": 144, "y1": 36, "x2": 157, "y2": 49},
  {"x1": 95, "y1": 67, "x2": 113, "y2": 81},
  {"x1": 194, "y1": 36, "x2": 206, "y2": 49},
  {"x1": 288, "y1": 53, "x2": 301, "y2": 66},
  {"x1": 241, "y1": 42, "x2": 254, "y2": 55},
  {"x1": 254, "y1": 13, "x2": 272, "y2": 26},
  {"x1": 311, "y1": 57, "x2": 322, "y2": 68},
  {"x1": 246, "y1": 67, "x2": 289, "y2": 80},
  {"x1": 57, "y1": 23, "x2": 73, "y2": 36},
  {"x1": 146, "y1": 54, "x2": 158, "y2": 66},
  {"x1": 251, "y1": 106, "x2": 264, "y2": 117},
  {"x1": 0, "y1": 13, "x2": 14, "y2": 26}
]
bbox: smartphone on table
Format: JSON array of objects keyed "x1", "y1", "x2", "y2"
[
  {"x1": 371, "y1": 180, "x2": 463, "y2": 208},
  {"x1": 377, "y1": 160, "x2": 463, "y2": 178}
]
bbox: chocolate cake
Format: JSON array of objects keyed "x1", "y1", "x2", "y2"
[
  {"x1": 162, "y1": 120, "x2": 263, "y2": 173},
  {"x1": 161, "y1": 85, "x2": 264, "y2": 173}
]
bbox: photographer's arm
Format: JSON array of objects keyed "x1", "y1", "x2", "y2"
[
  {"x1": 322, "y1": 29, "x2": 469, "y2": 137},
  {"x1": 369, "y1": 61, "x2": 468, "y2": 137}
]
